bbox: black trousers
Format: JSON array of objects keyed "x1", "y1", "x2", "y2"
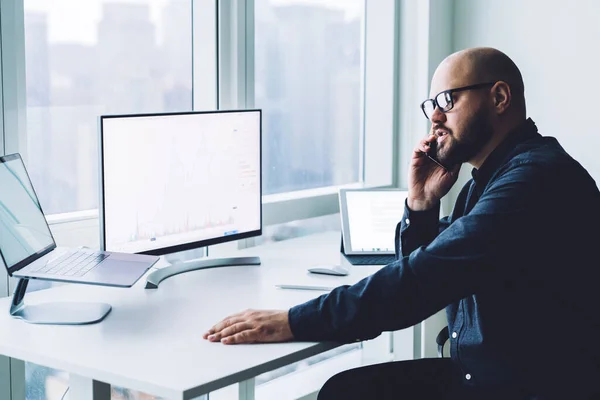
[{"x1": 317, "y1": 358, "x2": 531, "y2": 400}]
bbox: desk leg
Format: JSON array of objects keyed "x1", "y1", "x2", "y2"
[
  {"x1": 69, "y1": 374, "x2": 111, "y2": 400},
  {"x1": 238, "y1": 378, "x2": 255, "y2": 400},
  {"x1": 11, "y1": 358, "x2": 25, "y2": 400},
  {"x1": 0, "y1": 356, "x2": 25, "y2": 400},
  {"x1": 0, "y1": 355, "x2": 9, "y2": 400}
]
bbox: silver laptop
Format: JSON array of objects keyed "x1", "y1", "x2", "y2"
[
  {"x1": 0, "y1": 153, "x2": 159, "y2": 287},
  {"x1": 339, "y1": 188, "x2": 408, "y2": 265}
]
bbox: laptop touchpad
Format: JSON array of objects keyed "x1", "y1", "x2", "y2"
[{"x1": 85, "y1": 258, "x2": 149, "y2": 287}]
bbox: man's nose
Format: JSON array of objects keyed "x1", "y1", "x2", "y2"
[{"x1": 430, "y1": 106, "x2": 446, "y2": 124}]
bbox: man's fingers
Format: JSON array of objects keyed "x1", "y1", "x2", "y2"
[
  {"x1": 203, "y1": 310, "x2": 256, "y2": 339},
  {"x1": 206, "y1": 316, "x2": 244, "y2": 337},
  {"x1": 413, "y1": 143, "x2": 428, "y2": 158},
  {"x1": 204, "y1": 309, "x2": 291, "y2": 344},
  {"x1": 414, "y1": 136, "x2": 437, "y2": 156},
  {"x1": 215, "y1": 322, "x2": 253, "y2": 341},
  {"x1": 222, "y1": 329, "x2": 258, "y2": 345}
]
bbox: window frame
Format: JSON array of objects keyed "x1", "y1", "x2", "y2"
[
  {"x1": 0, "y1": 1, "x2": 28, "y2": 398},
  {"x1": 0, "y1": 3, "x2": 9, "y2": 398},
  {"x1": 220, "y1": 0, "x2": 398, "y2": 229},
  {"x1": 4, "y1": 0, "x2": 397, "y2": 244},
  {"x1": 1, "y1": 1, "x2": 401, "y2": 397},
  {"x1": 0, "y1": 0, "x2": 6, "y2": 301},
  {"x1": 1, "y1": 0, "x2": 27, "y2": 293}
]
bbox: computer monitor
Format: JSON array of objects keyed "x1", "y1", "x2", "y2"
[{"x1": 99, "y1": 110, "x2": 262, "y2": 288}]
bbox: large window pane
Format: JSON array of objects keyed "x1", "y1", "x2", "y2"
[
  {"x1": 24, "y1": 0, "x2": 192, "y2": 215},
  {"x1": 255, "y1": 0, "x2": 364, "y2": 195},
  {"x1": 22, "y1": 1, "x2": 192, "y2": 397}
]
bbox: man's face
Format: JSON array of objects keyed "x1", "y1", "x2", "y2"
[{"x1": 428, "y1": 65, "x2": 494, "y2": 167}]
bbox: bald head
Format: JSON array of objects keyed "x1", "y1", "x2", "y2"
[
  {"x1": 427, "y1": 48, "x2": 527, "y2": 168},
  {"x1": 435, "y1": 47, "x2": 526, "y2": 117}
]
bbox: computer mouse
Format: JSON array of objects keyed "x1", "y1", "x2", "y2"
[{"x1": 307, "y1": 265, "x2": 349, "y2": 276}]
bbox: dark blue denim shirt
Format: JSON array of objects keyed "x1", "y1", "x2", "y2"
[{"x1": 289, "y1": 118, "x2": 600, "y2": 399}]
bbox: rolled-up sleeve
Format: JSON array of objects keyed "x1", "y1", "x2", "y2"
[{"x1": 288, "y1": 162, "x2": 550, "y2": 342}]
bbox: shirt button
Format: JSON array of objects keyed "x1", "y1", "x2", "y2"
[
  {"x1": 452, "y1": 332, "x2": 457, "y2": 339},
  {"x1": 465, "y1": 374, "x2": 472, "y2": 380},
  {"x1": 405, "y1": 218, "x2": 410, "y2": 225}
]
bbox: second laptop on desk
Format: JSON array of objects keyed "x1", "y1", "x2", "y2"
[{"x1": 339, "y1": 188, "x2": 407, "y2": 266}]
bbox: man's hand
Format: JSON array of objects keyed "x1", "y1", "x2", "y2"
[
  {"x1": 408, "y1": 134, "x2": 460, "y2": 211},
  {"x1": 203, "y1": 309, "x2": 294, "y2": 345}
]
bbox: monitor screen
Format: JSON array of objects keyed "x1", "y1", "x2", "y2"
[
  {"x1": 340, "y1": 189, "x2": 407, "y2": 255},
  {"x1": 100, "y1": 110, "x2": 262, "y2": 255},
  {"x1": 0, "y1": 154, "x2": 55, "y2": 273}
]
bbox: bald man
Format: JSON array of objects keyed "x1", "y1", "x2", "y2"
[{"x1": 203, "y1": 48, "x2": 600, "y2": 399}]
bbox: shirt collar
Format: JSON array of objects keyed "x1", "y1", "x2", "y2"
[{"x1": 471, "y1": 118, "x2": 540, "y2": 190}]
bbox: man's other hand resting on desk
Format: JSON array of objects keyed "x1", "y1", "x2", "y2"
[{"x1": 203, "y1": 309, "x2": 293, "y2": 344}]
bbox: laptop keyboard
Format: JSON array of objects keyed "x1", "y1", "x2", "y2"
[
  {"x1": 30, "y1": 250, "x2": 109, "y2": 277},
  {"x1": 344, "y1": 254, "x2": 397, "y2": 265}
]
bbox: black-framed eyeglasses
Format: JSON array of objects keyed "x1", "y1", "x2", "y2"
[{"x1": 420, "y1": 82, "x2": 496, "y2": 120}]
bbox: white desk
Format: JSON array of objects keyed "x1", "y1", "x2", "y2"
[{"x1": 0, "y1": 231, "x2": 384, "y2": 400}]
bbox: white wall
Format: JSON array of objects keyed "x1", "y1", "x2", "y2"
[{"x1": 453, "y1": 0, "x2": 600, "y2": 183}]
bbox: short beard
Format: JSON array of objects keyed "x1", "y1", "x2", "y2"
[{"x1": 439, "y1": 111, "x2": 493, "y2": 166}]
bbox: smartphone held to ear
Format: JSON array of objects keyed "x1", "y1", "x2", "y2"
[{"x1": 426, "y1": 140, "x2": 448, "y2": 171}]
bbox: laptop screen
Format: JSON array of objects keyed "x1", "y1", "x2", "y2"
[
  {"x1": 340, "y1": 189, "x2": 407, "y2": 255},
  {"x1": 0, "y1": 154, "x2": 55, "y2": 273}
]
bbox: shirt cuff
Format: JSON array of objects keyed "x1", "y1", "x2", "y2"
[
  {"x1": 288, "y1": 298, "x2": 328, "y2": 342},
  {"x1": 401, "y1": 199, "x2": 440, "y2": 231}
]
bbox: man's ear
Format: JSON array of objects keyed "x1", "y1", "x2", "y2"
[{"x1": 493, "y1": 81, "x2": 511, "y2": 114}]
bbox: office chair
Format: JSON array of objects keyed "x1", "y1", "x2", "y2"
[{"x1": 436, "y1": 326, "x2": 450, "y2": 358}]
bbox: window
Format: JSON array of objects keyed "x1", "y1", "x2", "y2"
[
  {"x1": 24, "y1": 0, "x2": 193, "y2": 215},
  {"x1": 255, "y1": 0, "x2": 365, "y2": 195},
  {"x1": 22, "y1": 1, "x2": 193, "y2": 397},
  {"x1": 4, "y1": 0, "x2": 398, "y2": 397}
]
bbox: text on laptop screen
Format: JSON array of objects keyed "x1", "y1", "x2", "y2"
[
  {"x1": 102, "y1": 111, "x2": 261, "y2": 254},
  {"x1": 0, "y1": 156, "x2": 54, "y2": 269},
  {"x1": 346, "y1": 190, "x2": 407, "y2": 253}
]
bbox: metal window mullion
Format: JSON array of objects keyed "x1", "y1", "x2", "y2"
[
  {"x1": 217, "y1": 0, "x2": 255, "y2": 248},
  {"x1": 0, "y1": 0, "x2": 28, "y2": 394},
  {"x1": 193, "y1": 0, "x2": 219, "y2": 257},
  {"x1": 0, "y1": 5, "x2": 11, "y2": 400},
  {"x1": 362, "y1": 0, "x2": 396, "y2": 188},
  {"x1": 390, "y1": 0, "x2": 402, "y2": 188},
  {"x1": 0, "y1": 0, "x2": 4, "y2": 158},
  {"x1": 358, "y1": 0, "x2": 367, "y2": 183},
  {"x1": 1, "y1": 0, "x2": 27, "y2": 297},
  {"x1": 217, "y1": 0, "x2": 250, "y2": 110},
  {"x1": 193, "y1": 0, "x2": 218, "y2": 111},
  {"x1": 0, "y1": 0, "x2": 26, "y2": 158},
  {"x1": 243, "y1": 0, "x2": 254, "y2": 108}
]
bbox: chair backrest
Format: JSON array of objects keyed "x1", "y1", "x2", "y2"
[{"x1": 436, "y1": 326, "x2": 450, "y2": 358}]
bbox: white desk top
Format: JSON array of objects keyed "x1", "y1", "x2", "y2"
[{"x1": 0, "y1": 231, "x2": 382, "y2": 399}]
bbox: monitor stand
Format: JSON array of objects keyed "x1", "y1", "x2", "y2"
[
  {"x1": 9, "y1": 278, "x2": 112, "y2": 325},
  {"x1": 145, "y1": 256, "x2": 261, "y2": 289}
]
